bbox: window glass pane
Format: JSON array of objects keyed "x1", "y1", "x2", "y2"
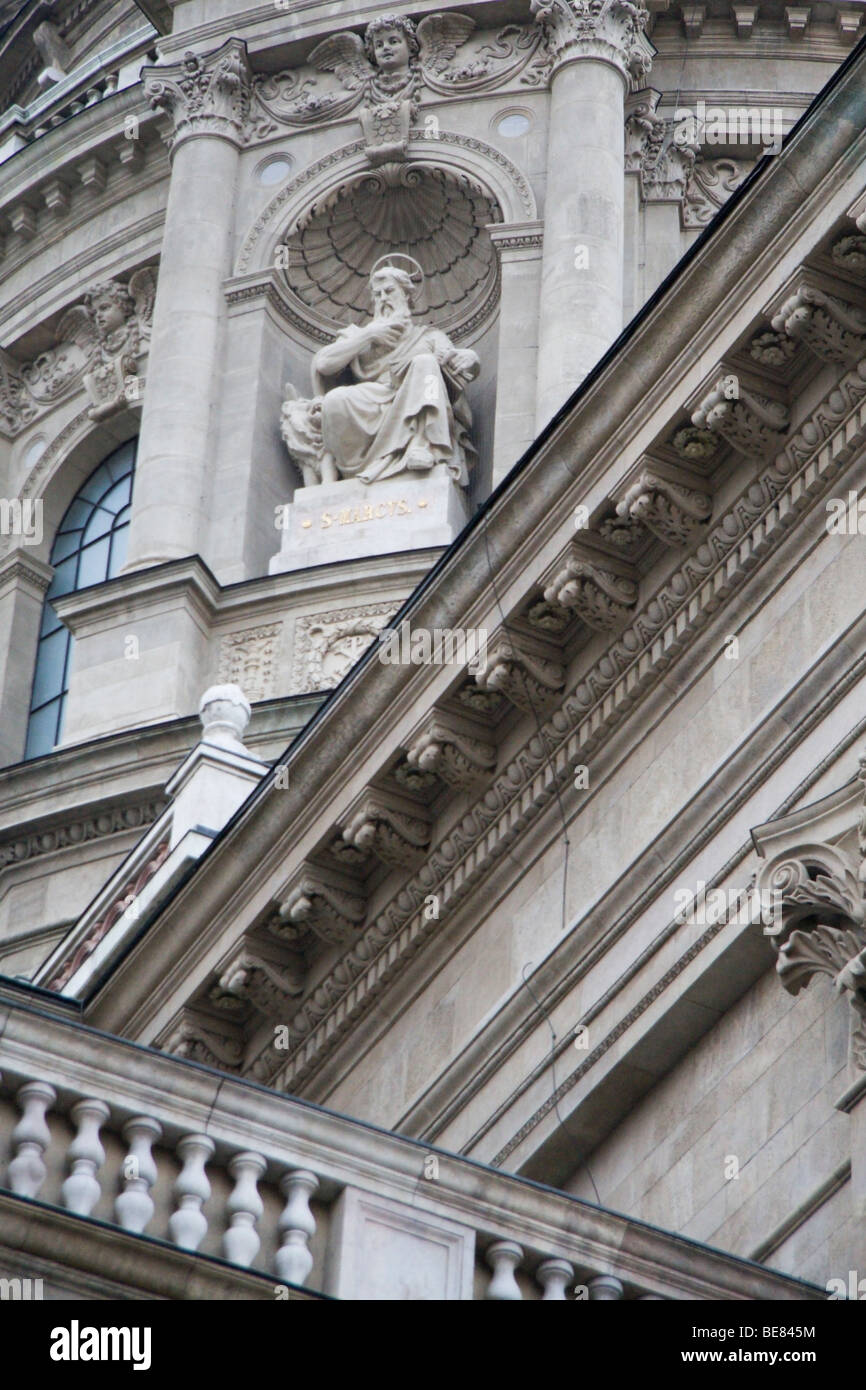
[
  {"x1": 25, "y1": 439, "x2": 137, "y2": 759},
  {"x1": 106, "y1": 444, "x2": 135, "y2": 484},
  {"x1": 108, "y1": 521, "x2": 130, "y2": 578},
  {"x1": 50, "y1": 530, "x2": 81, "y2": 564},
  {"x1": 47, "y1": 555, "x2": 79, "y2": 599},
  {"x1": 30, "y1": 629, "x2": 69, "y2": 707},
  {"x1": 57, "y1": 498, "x2": 94, "y2": 534},
  {"x1": 76, "y1": 535, "x2": 111, "y2": 589},
  {"x1": 81, "y1": 504, "x2": 116, "y2": 546},
  {"x1": 24, "y1": 701, "x2": 62, "y2": 761},
  {"x1": 75, "y1": 465, "x2": 112, "y2": 506},
  {"x1": 39, "y1": 602, "x2": 63, "y2": 638}
]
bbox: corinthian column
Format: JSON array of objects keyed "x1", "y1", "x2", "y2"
[
  {"x1": 124, "y1": 41, "x2": 252, "y2": 570},
  {"x1": 532, "y1": 0, "x2": 652, "y2": 429}
]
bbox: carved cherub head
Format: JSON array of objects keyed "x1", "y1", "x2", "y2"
[
  {"x1": 364, "y1": 15, "x2": 419, "y2": 73},
  {"x1": 84, "y1": 281, "x2": 134, "y2": 339}
]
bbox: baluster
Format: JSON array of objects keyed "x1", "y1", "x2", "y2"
[
  {"x1": 589, "y1": 1274, "x2": 624, "y2": 1300},
  {"x1": 7, "y1": 1081, "x2": 56, "y2": 1198},
  {"x1": 274, "y1": 1168, "x2": 317, "y2": 1286},
  {"x1": 61, "y1": 1098, "x2": 109, "y2": 1216},
  {"x1": 223, "y1": 1151, "x2": 266, "y2": 1267},
  {"x1": 537, "y1": 1257, "x2": 574, "y2": 1300},
  {"x1": 486, "y1": 1240, "x2": 523, "y2": 1300},
  {"x1": 115, "y1": 1116, "x2": 161, "y2": 1233},
  {"x1": 169, "y1": 1133, "x2": 214, "y2": 1251}
]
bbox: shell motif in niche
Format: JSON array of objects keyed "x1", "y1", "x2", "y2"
[{"x1": 282, "y1": 164, "x2": 501, "y2": 339}]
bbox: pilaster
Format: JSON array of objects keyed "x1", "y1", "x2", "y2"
[
  {"x1": 532, "y1": 0, "x2": 653, "y2": 426},
  {"x1": 124, "y1": 41, "x2": 254, "y2": 571},
  {"x1": 0, "y1": 549, "x2": 53, "y2": 765}
]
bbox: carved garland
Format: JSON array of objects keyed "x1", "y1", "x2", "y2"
[
  {"x1": 247, "y1": 354, "x2": 866, "y2": 1094},
  {"x1": 45, "y1": 838, "x2": 170, "y2": 990}
]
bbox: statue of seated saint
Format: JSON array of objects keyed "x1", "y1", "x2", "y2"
[{"x1": 281, "y1": 256, "x2": 480, "y2": 488}]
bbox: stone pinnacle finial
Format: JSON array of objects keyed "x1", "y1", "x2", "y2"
[{"x1": 199, "y1": 684, "x2": 251, "y2": 752}]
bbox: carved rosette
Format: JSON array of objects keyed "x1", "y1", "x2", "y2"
[
  {"x1": 405, "y1": 713, "x2": 497, "y2": 790},
  {"x1": 617, "y1": 470, "x2": 712, "y2": 547},
  {"x1": 770, "y1": 283, "x2": 866, "y2": 365},
  {"x1": 543, "y1": 544, "x2": 638, "y2": 631},
  {"x1": 144, "y1": 41, "x2": 254, "y2": 152},
  {"x1": 671, "y1": 425, "x2": 717, "y2": 462},
  {"x1": 530, "y1": 0, "x2": 652, "y2": 84},
  {"x1": 832, "y1": 233, "x2": 866, "y2": 277},
  {"x1": 276, "y1": 867, "x2": 366, "y2": 946},
  {"x1": 757, "y1": 846, "x2": 866, "y2": 1068},
  {"x1": 339, "y1": 793, "x2": 431, "y2": 870},
  {"x1": 692, "y1": 379, "x2": 789, "y2": 458},
  {"x1": 749, "y1": 330, "x2": 797, "y2": 368},
  {"x1": 211, "y1": 946, "x2": 306, "y2": 1019},
  {"x1": 471, "y1": 631, "x2": 565, "y2": 714}
]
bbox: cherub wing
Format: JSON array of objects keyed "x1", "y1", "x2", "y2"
[
  {"x1": 56, "y1": 304, "x2": 99, "y2": 357},
  {"x1": 307, "y1": 31, "x2": 374, "y2": 91},
  {"x1": 417, "y1": 12, "x2": 476, "y2": 74},
  {"x1": 128, "y1": 268, "x2": 157, "y2": 330}
]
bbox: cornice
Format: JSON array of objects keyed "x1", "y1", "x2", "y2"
[
  {"x1": 53, "y1": 555, "x2": 222, "y2": 636},
  {"x1": 0, "y1": 211, "x2": 166, "y2": 345},
  {"x1": 393, "y1": 565, "x2": 866, "y2": 1154},
  {"x1": 0, "y1": 86, "x2": 162, "y2": 230},
  {"x1": 248, "y1": 352, "x2": 866, "y2": 1095}
]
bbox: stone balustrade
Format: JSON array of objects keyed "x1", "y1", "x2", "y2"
[
  {"x1": 0, "y1": 28, "x2": 156, "y2": 163},
  {"x1": 0, "y1": 982, "x2": 824, "y2": 1301}
]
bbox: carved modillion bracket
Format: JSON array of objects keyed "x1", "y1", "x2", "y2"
[
  {"x1": 691, "y1": 372, "x2": 789, "y2": 458},
  {"x1": 339, "y1": 791, "x2": 431, "y2": 871},
  {"x1": 541, "y1": 540, "x2": 639, "y2": 632},
  {"x1": 210, "y1": 943, "x2": 307, "y2": 1020},
  {"x1": 159, "y1": 1007, "x2": 245, "y2": 1072},
  {"x1": 470, "y1": 629, "x2": 565, "y2": 714},
  {"x1": 766, "y1": 270, "x2": 866, "y2": 365},
  {"x1": 402, "y1": 709, "x2": 497, "y2": 791},
  {"x1": 275, "y1": 864, "x2": 367, "y2": 945},
  {"x1": 756, "y1": 840, "x2": 866, "y2": 1069},
  {"x1": 616, "y1": 461, "x2": 712, "y2": 546}
]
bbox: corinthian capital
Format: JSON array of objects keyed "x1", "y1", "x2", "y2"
[
  {"x1": 144, "y1": 39, "x2": 253, "y2": 152},
  {"x1": 531, "y1": 0, "x2": 652, "y2": 84}
]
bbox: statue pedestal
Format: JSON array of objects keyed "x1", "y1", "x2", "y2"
[{"x1": 269, "y1": 468, "x2": 470, "y2": 573}]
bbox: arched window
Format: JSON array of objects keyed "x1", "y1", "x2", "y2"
[{"x1": 25, "y1": 440, "x2": 136, "y2": 760}]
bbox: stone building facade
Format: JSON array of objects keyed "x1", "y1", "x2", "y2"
[{"x1": 0, "y1": 0, "x2": 864, "y2": 1300}]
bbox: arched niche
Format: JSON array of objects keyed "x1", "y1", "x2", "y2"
[
  {"x1": 237, "y1": 129, "x2": 537, "y2": 284},
  {"x1": 221, "y1": 132, "x2": 540, "y2": 567}
]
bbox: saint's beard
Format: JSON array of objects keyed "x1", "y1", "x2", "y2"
[{"x1": 376, "y1": 299, "x2": 411, "y2": 326}]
